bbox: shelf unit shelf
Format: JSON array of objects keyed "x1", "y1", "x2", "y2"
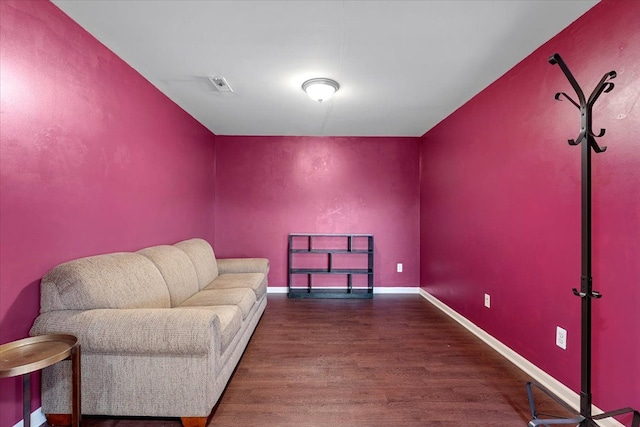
[
  {"x1": 290, "y1": 249, "x2": 371, "y2": 254},
  {"x1": 289, "y1": 268, "x2": 372, "y2": 274},
  {"x1": 288, "y1": 233, "x2": 374, "y2": 299}
]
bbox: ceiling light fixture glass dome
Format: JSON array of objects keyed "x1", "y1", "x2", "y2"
[{"x1": 302, "y1": 78, "x2": 340, "y2": 102}]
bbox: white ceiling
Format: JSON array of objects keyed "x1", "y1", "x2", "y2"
[{"x1": 51, "y1": 0, "x2": 598, "y2": 137}]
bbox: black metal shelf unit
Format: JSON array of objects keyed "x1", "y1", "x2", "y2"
[{"x1": 288, "y1": 233, "x2": 374, "y2": 299}]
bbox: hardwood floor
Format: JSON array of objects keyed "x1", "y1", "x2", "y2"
[{"x1": 71, "y1": 294, "x2": 569, "y2": 427}]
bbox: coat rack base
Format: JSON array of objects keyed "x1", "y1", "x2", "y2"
[
  {"x1": 527, "y1": 381, "x2": 640, "y2": 427},
  {"x1": 528, "y1": 53, "x2": 639, "y2": 427}
]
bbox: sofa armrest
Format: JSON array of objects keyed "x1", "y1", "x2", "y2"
[
  {"x1": 30, "y1": 308, "x2": 221, "y2": 355},
  {"x1": 217, "y1": 258, "x2": 269, "y2": 275}
]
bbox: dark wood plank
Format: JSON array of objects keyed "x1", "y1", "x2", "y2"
[
  {"x1": 53, "y1": 295, "x2": 571, "y2": 427},
  {"x1": 180, "y1": 417, "x2": 207, "y2": 427},
  {"x1": 44, "y1": 415, "x2": 71, "y2": 426}
]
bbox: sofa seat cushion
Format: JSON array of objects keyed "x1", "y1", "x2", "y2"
[
  {"x1": 204, "y1": 273, "x2": 266, "y2": 299},
  {"x1": 179, "y1": 288, "x2": 256, "y2": 319},
  {"x1": 180, "y1": 305, "x2": 242, "y2": 353}
]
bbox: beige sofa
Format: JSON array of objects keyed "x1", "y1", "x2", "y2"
[{"x1": 29, "y1": 238, "x2": 268, "y2": 427}]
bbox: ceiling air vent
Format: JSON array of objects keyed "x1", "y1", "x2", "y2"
[{"x1": 208, "y1": 76, "x2": 234, "y2": 93}]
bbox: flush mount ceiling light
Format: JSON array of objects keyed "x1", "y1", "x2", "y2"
[{"x1": 302, "y1": 78, "x2": 340, "y2": 103}]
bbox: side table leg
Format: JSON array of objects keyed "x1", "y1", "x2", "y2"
[
  {"x1": 71, "y1": 345, "x2": 81, "y2": 427},
  {"x1": 23, "y1": 373, "x2": 31, "y2": 427}
]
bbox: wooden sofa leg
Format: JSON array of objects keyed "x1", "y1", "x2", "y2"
[
  {"x1": 45, "y1": 414, "x2": 71, "y2": 426},
  {"x1": 181, "y1": 416, "x2": 208, "y2": 427}
]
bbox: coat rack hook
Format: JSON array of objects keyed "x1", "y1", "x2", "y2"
[
  {"x1": 590, "y1": 138, "x2": 607, "y2": 153},
  {"x1": 548, "y1": 54, "x2": 586, "y2": 106},
  {"x1": 555, "y1": 92, "x2": 580, "y2": 109},
  {"x1": 568, "y1": 132, "x2": 585, "y2": 146}
]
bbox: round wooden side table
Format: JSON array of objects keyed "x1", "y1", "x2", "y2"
[{"x1": 0, "y1": 334, "x2": 81, "y2": 427}]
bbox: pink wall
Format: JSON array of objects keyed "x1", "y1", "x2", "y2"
[
  {"x1": 0, "y1": 1, "x2": 216, "y2": 425},
  {"x1": 420, "y1": 0, "x2": 639, "y2": 419},
  {"x1": 215, "y1": 136, "x2": 420, "y2": 290},
  {"x1": 1, "y1": 0, "x2": 635, "y2": 425}
]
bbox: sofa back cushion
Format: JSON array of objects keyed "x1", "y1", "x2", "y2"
[
  {"x1": 174, "y1": 238, "x2": 219, "y2": 290},
  {"x1": 137, "y1": 245, "x2": 199, "y2": 307},
  {"x1": 40, "y1": 253, "x2": 171, "y2": 312}
]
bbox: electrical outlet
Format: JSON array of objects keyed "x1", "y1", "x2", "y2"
[
  {"x1": 556, "y1": 326, "x2": 567, "y2": 350},
  {"x1": 397, "y1": 263, "x2": 403, "y2": 273},
  {"x1": 484, "y1": 294, "x2": 491, "y2": 308}
]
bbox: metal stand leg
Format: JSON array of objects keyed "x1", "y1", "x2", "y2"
[
  {"x1": 22, "y1": 373, "x2": 31, "y2": 427},
  {"x1": 526, "y1": 381, "x2": 584, "y2": 427},
  {"x1": 593, "y1": 408, "x2": 640, "y2": 427},
  {"x1": 71, "y1": 344, "x2": 81, "y2": 427}
]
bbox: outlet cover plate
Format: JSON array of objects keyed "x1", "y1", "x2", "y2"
[
  {"x1": 556, "y1": 326, "x2": 567, "y2": 350},
  {"x1": 484, "y1": 294, "x2": 490, "y2": 308}
]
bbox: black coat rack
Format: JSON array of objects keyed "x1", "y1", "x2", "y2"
[{"x1": 525, "y1": 54, "x2": 639, "y2": 427}]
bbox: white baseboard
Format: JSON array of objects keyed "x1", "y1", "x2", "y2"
[
  {"x1": 418, "y1": 288, "x2": 624, "y2": 427},
  {"x1": 12, "y1": 407, "x2": 45, "y2": 427},
  {"x1": 374, "y1": 286, "x2": 419, "y2": 294},
  {"x1": 267, "y1": 286, "x2": 288, "y2": 293},
  {"x1": 267, "y1": 286, "x2": 420, "y2": 294}
]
